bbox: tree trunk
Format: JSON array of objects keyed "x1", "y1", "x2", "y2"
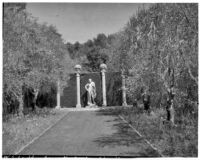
[
  {"x1": 18, "y1": 93, "x2": 24, "y2": 116},
  {"x1": 166, "y1": 85, "x2": 175, "y2": 125},
  {"x1": 33, "y1": 89, "x2": 39, "y2": 111},
  {"x1": 170, "y1": 102, "x2": 175, "y2": 124},
  {"x1": 167, "y1": 98, "x2": 175, "y2": 124}
]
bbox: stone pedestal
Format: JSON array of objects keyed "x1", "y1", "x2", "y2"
[
  {"x1": 100, "y1": 64, "x2": 107, "y2": 107},
  {"x1": 75, "y1": 65, "x2": 81, "y2": 108},
  {"x1": 85, "y1": 104, "x2": 98, "y2": 108}
]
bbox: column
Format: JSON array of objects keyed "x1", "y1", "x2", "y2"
[
  {"x1": 56, "y1": 80, "x2": 61, "y2": 109},
  {"x1": 100, "y1": 63, "x2": 107, "y2": 107},
  {"x1": 122, "y1": 70, "x2": 127, "y2": 106},
  {"x1": 75, "y1": 64, "x2": 82, "y2": 108}
]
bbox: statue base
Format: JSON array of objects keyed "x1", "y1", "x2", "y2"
[
  {"x1": 122, "y1": 102, "x2": 127, "y2": 106},
  {"x1": 86, "y1": 104, "x2": 98, "y2": 108}
]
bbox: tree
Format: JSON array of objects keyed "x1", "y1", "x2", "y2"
[
  {"x1": 3, "y1": 3, "x2": 74, "y2": 115},
  {"x1": 107, "y1": 3, "x2": 198, "y2": 123},
  {"x1": 94, "y1": 33, "x2": 108, "y2": 48},
  {"x1": 3, "y1": 3, "x2": 29, "y2": 115}
]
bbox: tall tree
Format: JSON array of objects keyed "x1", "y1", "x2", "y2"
[{"x1": 3, "y1": 3, "x2": 74, "y2": 115}]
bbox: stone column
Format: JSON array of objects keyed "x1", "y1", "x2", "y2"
[
  {"x1": 56, "y1": 80, "x2": 61, "y2": 109},
  {"x1": 100, "y1": 64, "x2": 107, "y2": 107},
  {"x1": 121, "y1": 70, "x2": 127, "y2": 106},
  {"x1": 75, "y1": 64, "x2": 81, "y2": 108}
]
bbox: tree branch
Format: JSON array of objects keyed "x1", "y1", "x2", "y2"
[{"x1": 187, "y1": 64, "x2": 198, "y2": 85}]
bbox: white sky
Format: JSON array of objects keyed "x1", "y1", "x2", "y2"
[{"x1": 27, "y1": 3, "x2": 150, "y2": 43}]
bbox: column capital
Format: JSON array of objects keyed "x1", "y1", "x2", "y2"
[
  {"x1": 121, "y1": 68, "x2": 127, "y2": 78},
  {"x1": 100, "y1": 63, "x2": 107, "y2": 72},
  {"x1": 121, "y1": 68, "x2": 125, "y2": 74},
  {"x1": 121, "y1": 74, "x2": 125, "y2": 79},
  {"x1": 74, "y1": 64, "x2": 82, "y2": 74},
  {"x1": 121, "y1": 86, "x2": 127, "y2": 91}
]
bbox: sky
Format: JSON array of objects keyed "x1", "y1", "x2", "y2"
[{"x1": 27, "y1": 3, "x2": 149, "y2": 43}]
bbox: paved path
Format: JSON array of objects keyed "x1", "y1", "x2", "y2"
[{"x1": 19, "y1": 108, "x2": 160, "y2": 157}]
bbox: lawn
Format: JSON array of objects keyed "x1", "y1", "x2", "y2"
[
  {"x1": 113, "y1": 106, "x2": 198, "y2": 157},
  {"x1": 3, "y1": 108, "x2": 68, "y2": 155}
]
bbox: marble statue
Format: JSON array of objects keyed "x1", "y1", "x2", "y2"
[{"x1": 85, "y1": 78, "x2": 97, "y2": 107}]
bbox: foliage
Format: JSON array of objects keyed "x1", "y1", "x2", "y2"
[
  {"x1": 3, "y1": 3, "x2": 198, "y2": 121},
  {"x1": 3, "y1": 3, "x2": 74, "y2": 115},
  {"x1": 3, "y1": 108, "x2": 67, "y2": 154},
  {"x1": 65, "y1": 3, "x2": 198, "y2": 127},
  {"x1": 119, "y1": 107, "x2": 198, "y2": 157},
  {"x1": 3, "y1": 3, "x2": 198, "y2": 157},
  {"x1": 66, "y1": 33, "x2": 117, "y2": 72},
  {"x1": 108, "y1": 4, "x2": 198, "y2": 156},
  {"x1": 64, "y1": 4, "x2": 198, "y2": 122},
  {"x1": 117, "y1": 4, "x2": 198, "y2": 114}
]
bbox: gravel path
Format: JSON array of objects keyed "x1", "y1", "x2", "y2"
[{"x1": 18, "y1": 108, "x2": 160, "y2": 157}]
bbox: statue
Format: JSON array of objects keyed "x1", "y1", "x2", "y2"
[{"x1": 85, "y1": 79, "x2": 97, "y2": 107}]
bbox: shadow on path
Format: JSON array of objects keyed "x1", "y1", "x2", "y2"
[
  {"x1": 94, "y1": 108, "x2": 161, "y2": 157},
  {"x1": 15, "y1": 107, "x2": 161, "y2": 157}
]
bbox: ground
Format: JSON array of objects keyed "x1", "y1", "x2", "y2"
[
  {"x1": 119, "y1": 106, "x2": 198, "y2": 157},
  {"x1": 3, "y1": 108, "x2": 68, "y2": 155},
  {"x1": 15, "y1": 108, "x2": 160, "y2": 157},
  {"x1": 3, "y1": 106, "x2": 197, "y2": 157}
]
